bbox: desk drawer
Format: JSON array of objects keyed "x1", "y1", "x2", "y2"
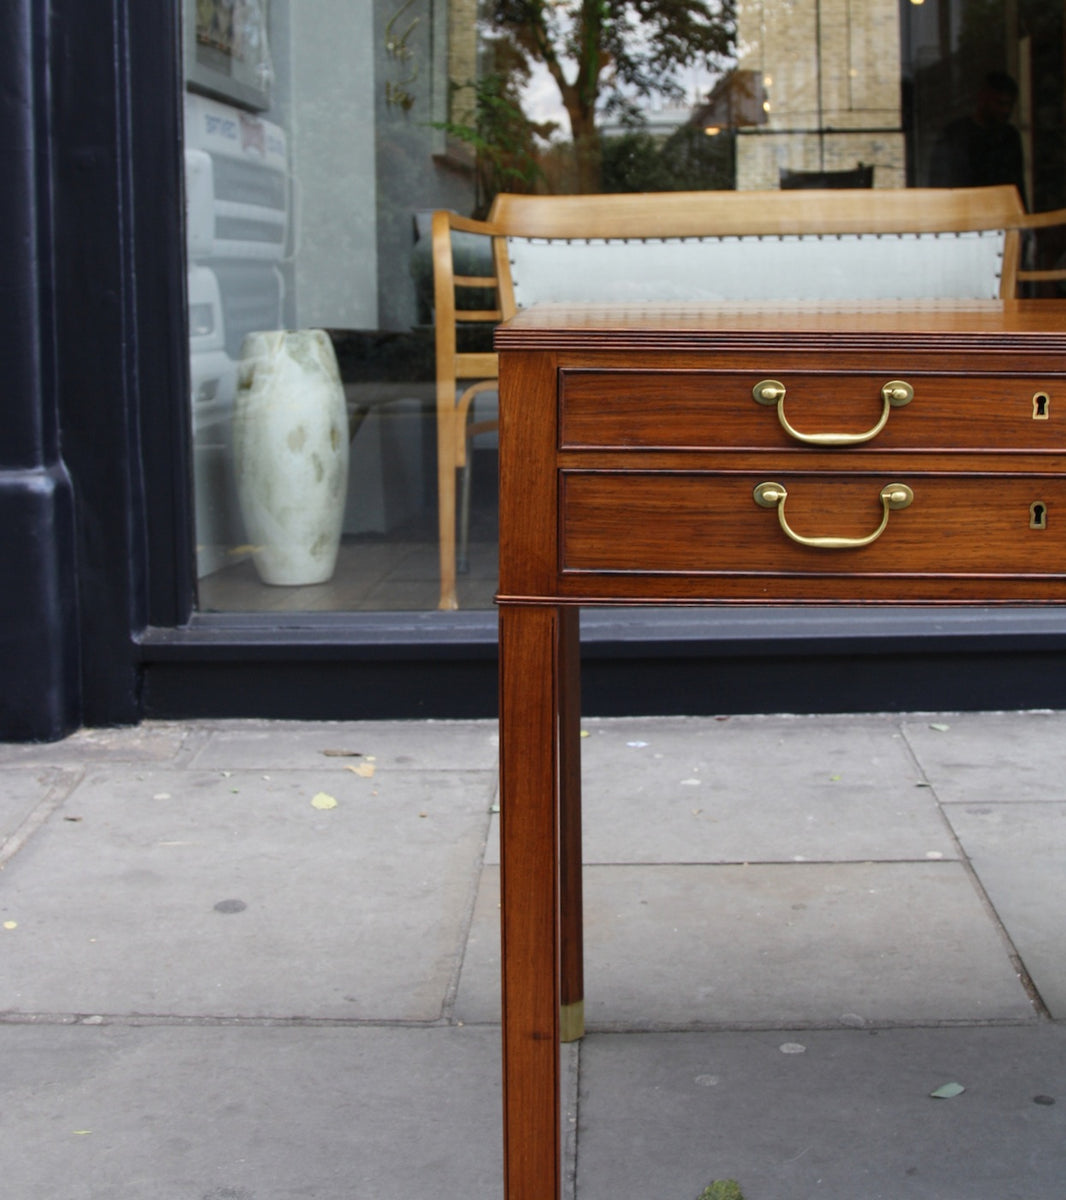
[
  {"x1": 560, "y1": 470, "x2": 1066, "y2": 577},
  {"x1": 559, "y1": 370, "x2": 1065, "y2": 453}
]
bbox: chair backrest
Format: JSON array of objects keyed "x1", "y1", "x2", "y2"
[
  {"x1": 486, "y1": 186, "x2": 1026, "y2": 319},
  {"x1": 432, "y1": 186, "x2": 1032, "y2": 391}
]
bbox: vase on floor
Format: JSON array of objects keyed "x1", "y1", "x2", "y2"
[{"x1": 234, "y1": 329, "x2": 349, "y2": 585}]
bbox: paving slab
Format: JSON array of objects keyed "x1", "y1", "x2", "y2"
[
  {"x1": 0, "y1": 1024, "x2": 509, "y2": 1200},
  {"x1": 0, "y1": 766, "x2": 493, "y2": 1020},
  {"x1": 189, "y1": 719, "x2": 499, "y2": 773},
  {"x1": 902, "y1": 712, "x2": 1066, "y2": 804},
  {"x1": 576, "y1": 1025, "x2": 1066, "y2": 1200},
  {"x1": 0, "y1": 722, "x2": 190, "y2": 766},
  {"x1": 945, "y1": 801, "x2": 1066, "y2": 1019},
  {"x1": 456, "y1": 863, "x2": 1034, "y2": 1027},
  {"x1": 489, "y1": 715, "x2": 953, "y2": 865},
  {"x1": 0, "y1": 767, "x2": 78, "y2": 847}
]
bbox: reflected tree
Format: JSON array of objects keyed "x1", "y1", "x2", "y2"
[
  {"x1": 443, "y1": 63, "x2": 558, "y2": 213},
  {"x1": 601, "y1": 124, "x2": 735, "y2": 192},
  {"x1": 485, "y1": 0, "x2": 736, "y2": 191}
]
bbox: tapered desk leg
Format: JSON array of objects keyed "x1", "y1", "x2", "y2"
[
  {"x1": 500, "y1": 604, "x2": 564, "y2": 1200},
  {"x1": 558, "y1": 607, "x2": 584, "y2": 1043}
]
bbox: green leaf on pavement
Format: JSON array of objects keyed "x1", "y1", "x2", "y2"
[{"x1": 698, "y1": 1182, "x2": 745, "y2": 1200}]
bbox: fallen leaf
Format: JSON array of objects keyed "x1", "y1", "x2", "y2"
[
  {"x1": 930, "y1": 1081, "x2": 965, "y2": 1098},
  {"x1": 3, "y1": 921, "x2": 17, "y2": 931},
  {"x1": 580, "y1": 730, "x2": 590, "y2": 738},
  {"x1": 322, "y1": 749, "x2": 363, "y2": 757},
  {"x1": 311, "y1": 793, "x2": 338, "y2": 810},
  {"x1": 698, "y1": 1182, "x2": 745, "y2": 1200},
  {"x1": 929, "y1": 723, "x2": 951, "y2": 733},
  {"x1": 344, "y1": 763, "x2": 375, "y2": 778}
]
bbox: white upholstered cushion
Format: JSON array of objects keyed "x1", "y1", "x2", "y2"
[{"x1": 507, "y1": 231, "x2": 1006, "y2": 306}]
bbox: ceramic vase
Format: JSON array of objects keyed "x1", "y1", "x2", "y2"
[{"x1": 234, "y1": 329, "x2": 349, "y2": 585}]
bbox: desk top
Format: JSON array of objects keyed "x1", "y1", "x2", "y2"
[{"x1": 495, "y1": 300, "x2": 1066, "y2": 354}]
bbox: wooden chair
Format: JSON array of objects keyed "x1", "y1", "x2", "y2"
[{"x1": 432, "y1": 185, "x2": 1040, "y2": 609}]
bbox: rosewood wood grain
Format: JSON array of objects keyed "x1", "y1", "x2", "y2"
[
  {"x1": 499, "y1": 604, "x2": 563, "y2": 1200},
  {"x1": 559, "y1": 369, "x2": 1066, "y2": 454},
  {"x1": 495, "y1": 300, "x2": 1066, "y2": 346},
  {"x1": 557, "y1": 607, "x2": 584, "y2": 1043},
  {"x1": 495, "y1": 300, "x2": 1066, "y2": 1200},
  {"x1": 559, "y1": 471, "x2": 1066, "y2": 579}
]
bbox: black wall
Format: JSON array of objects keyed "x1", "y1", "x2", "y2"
[
  {"x1": 0, "y1": 1, "x2": 80, "y2": 740},
  {"x1": 0, "y1": 2, "x2": 191, "y2": 741}
]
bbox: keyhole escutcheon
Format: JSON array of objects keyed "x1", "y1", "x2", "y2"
[
  {"x1": 1030, "y1": 501, "x2": 1048, "y2": 530},
  {"x1": 1033, "y1": 392, "x2": 1051, "y2": 420}
]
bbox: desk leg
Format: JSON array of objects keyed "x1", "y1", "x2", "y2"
[
  {"x1": 558, "y1": 607, "x2": 584, "y2": 1043},
  {"x1": 500, "y1": 604, "x2": 564, "y2": 1200}
]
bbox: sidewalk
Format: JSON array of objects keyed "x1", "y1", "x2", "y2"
[{"x1": 1, "y1": 712, "x2": 1064, "y2": 1199}]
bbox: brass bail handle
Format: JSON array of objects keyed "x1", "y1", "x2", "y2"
[
  {"x1": 753, "y1": 378, "x2": 914, "y2": 446},
  {"x1": 753, "y1": 480, "x2": 915, "y2": 549}
]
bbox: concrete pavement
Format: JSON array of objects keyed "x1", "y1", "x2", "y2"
[{"x1": 1, "y1": 712, "x2": 1064, "y2": 1198}]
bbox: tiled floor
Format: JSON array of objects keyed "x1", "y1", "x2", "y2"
[
  {"x1": 198, "y1": 536, "x2": 499, "y2": 612},
  {"x1": 198, "y1": 445, "x2": 500, "y2": 612}
]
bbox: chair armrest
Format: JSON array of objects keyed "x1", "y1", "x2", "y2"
[
  {"x1": 1017, "y1": 207, "x2": 1066, "y2": 231},
  {"x1": 432, "y1": 210, "x2": 502, "y2": 386},
  {"x1": 431, "y1": 210, "x2": 500, "y2": 294},
  {"x1": 1014, "y1": 208, "x2": 1066, "y2": 288},
  {"x1": 435, "y1": 211, "x2": 500, "y2": 238}
]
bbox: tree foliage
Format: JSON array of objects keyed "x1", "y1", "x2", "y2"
[
  {"x1": 601, "y1": 124, "x2": 735, "y2": 193},
  {"x1": 483, "y1": 0, "x2": 737, "y2": 191},
  {"x1": 439, "y1": 65, "x2": 556, "y2": 215}
]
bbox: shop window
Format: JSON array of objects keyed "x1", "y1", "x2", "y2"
[{"x1": 182, "y1": 0, "x2": 1066, "y2": 614}]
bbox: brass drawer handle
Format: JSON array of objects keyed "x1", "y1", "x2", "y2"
[
  {"x1": 753, "y1": 481, "x2": 914, "y2": 549},
  {"x1": 753, "y1": 378, "x2": 914, "y2": 445}
]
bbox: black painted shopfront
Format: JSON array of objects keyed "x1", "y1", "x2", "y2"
[{"x1": 5, "y1": 0, "x2": 1066, "y2": 743}]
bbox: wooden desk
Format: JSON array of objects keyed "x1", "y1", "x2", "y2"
[{"x1": 495, "y1": 301, "x2": 1066, "y2": 1200}]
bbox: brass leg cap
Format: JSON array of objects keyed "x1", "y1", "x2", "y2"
[{"x1": 560, "y1": 1000, "x2": 585, "y2": 1043}]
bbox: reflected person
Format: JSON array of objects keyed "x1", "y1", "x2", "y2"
[{"x1": 931, "y1": 71, "x2": 1026, "y2": 208}]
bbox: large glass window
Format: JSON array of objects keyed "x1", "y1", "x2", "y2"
[{"x1": 183, "y1": 0, "x2": 1066, "y2": 614}]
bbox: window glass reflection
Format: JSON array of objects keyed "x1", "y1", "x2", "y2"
[{"x1": 184, "y1": 0, "x2": 1065, "y2": 614}]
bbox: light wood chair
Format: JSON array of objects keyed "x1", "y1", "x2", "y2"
[{"x1": 432, "y1": 185, "x2": 1043, "y2": 609}]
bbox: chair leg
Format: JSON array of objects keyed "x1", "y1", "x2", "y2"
[
  {"x1": 437, "y1": 411, "x2": 459, "y2": 611},
  {"x1": 458, "y1": 447, "x2": 473, "y2": 574}
]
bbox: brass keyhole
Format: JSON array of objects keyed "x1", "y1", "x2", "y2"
[
  {"x1": 1033, "y1": 392, "x2": 1050, "y2": 420},
  {"x1": 1030, "y1": 501, "x2": 1048, "y2": 530}
]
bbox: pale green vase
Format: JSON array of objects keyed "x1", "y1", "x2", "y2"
[{"x1": 234, "y1": 329, "x2": 349, "y2": 585}]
